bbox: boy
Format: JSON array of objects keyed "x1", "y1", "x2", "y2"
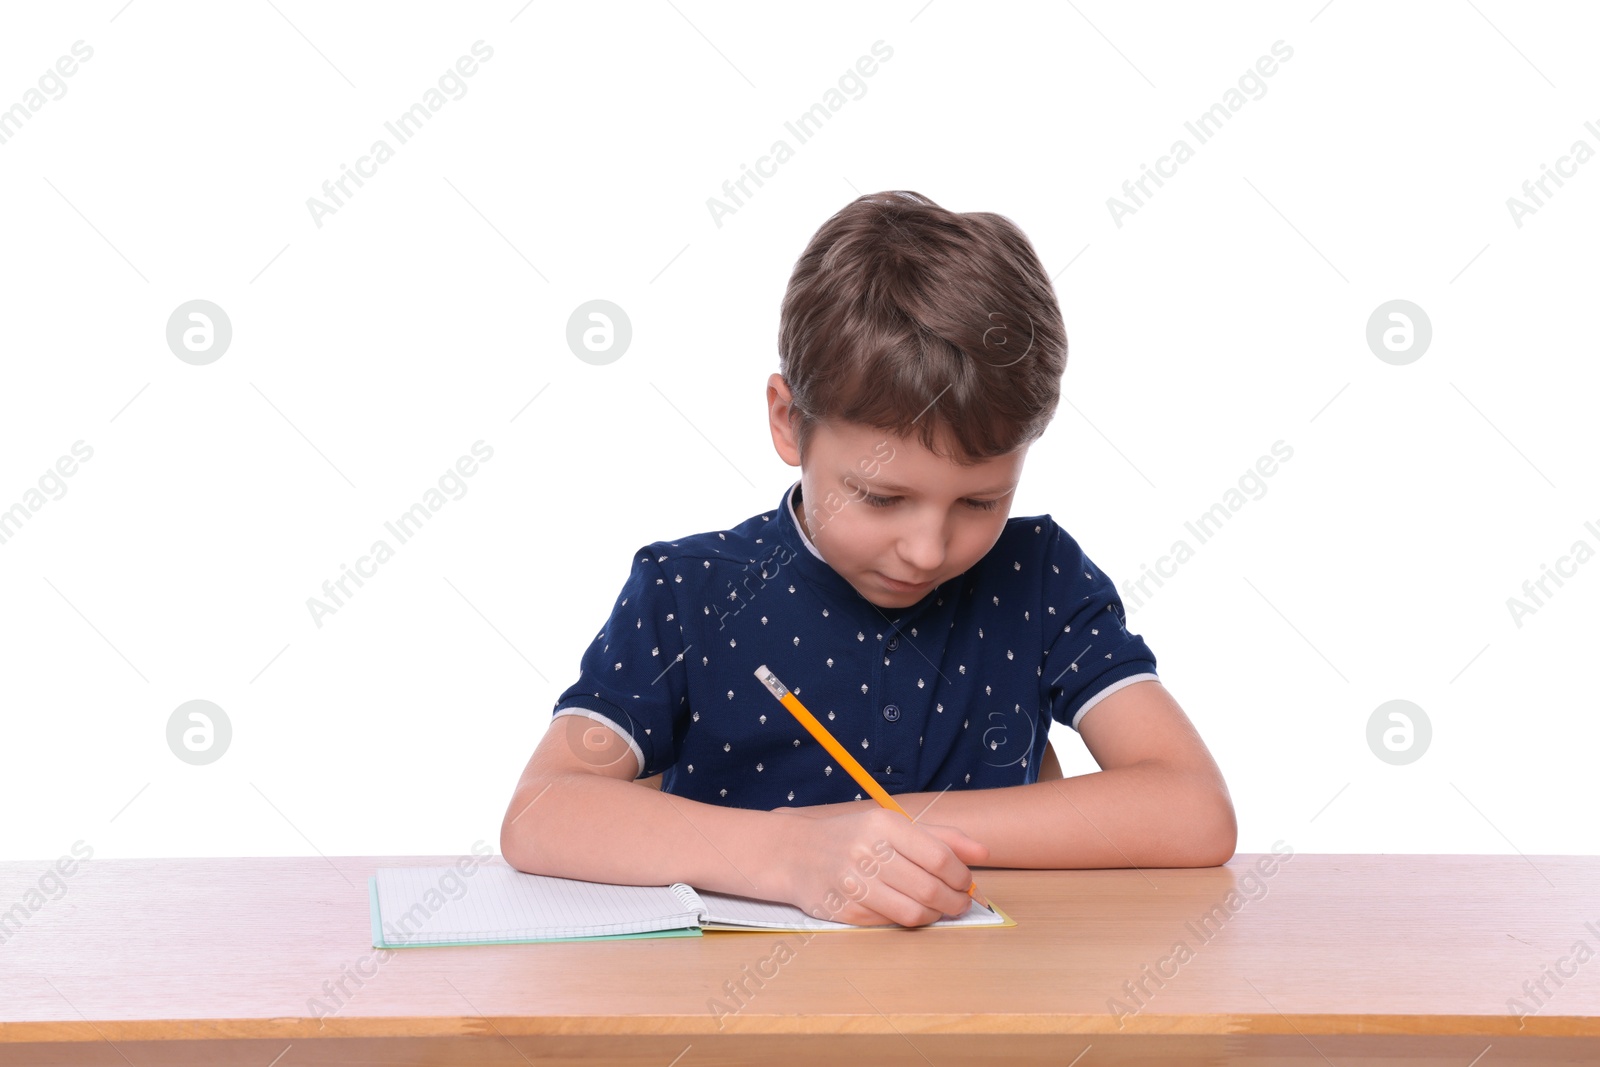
[{"x1": 502, "y1": 190, "x2": 1235, "y2": 927}]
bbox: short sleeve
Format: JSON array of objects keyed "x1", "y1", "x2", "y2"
[
  {"x1": 551, "y1": 547, "x2": 690, "y2": 777},
  {"x1": 1040, "y1": 524, "x2": 1159, "y2": 732}
]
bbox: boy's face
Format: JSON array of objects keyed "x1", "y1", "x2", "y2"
[{"x1": 766, "y1": 373, "x2": 1028, "y2": 610}]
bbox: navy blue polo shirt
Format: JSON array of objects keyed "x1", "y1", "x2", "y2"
[{"x1": 551, "y1": 481, "x2": 1159, "y2": 810}]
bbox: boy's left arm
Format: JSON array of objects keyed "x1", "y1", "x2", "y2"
[{"x1": 777, "y1": 680, "x2": 1237, "y2": 869}]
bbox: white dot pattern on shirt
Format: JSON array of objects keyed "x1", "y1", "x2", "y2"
[{"x1": 554, "y1": 492, "x2": 1157, "y2": 806}]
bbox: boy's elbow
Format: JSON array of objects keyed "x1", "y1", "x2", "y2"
[
  {"x1": 500, "y1": 787, "x2": 552, "y2": 874},
  {"x1": 500, "y1": 821, "x2": 531, "y2": 873},
  {"x1": 500, "y1": 817, "x2": 533, "y2": 874},
  {"x1": 1194, "y1": 789, "x2": 1237, "y2": 867}
]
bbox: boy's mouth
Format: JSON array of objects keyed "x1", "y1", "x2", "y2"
[{"x1": 878, "y1": 572, "x2": 934, "y2": 593}]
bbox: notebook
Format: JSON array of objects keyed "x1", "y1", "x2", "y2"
[{"x1": 369, "y1": 865, "x2": 1013, "y2": 947}]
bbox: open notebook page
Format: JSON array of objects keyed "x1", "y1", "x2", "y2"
[
  {"x1": 696, "y1": 889, "x2": 1008, "y2": 930},
  {"x1": 373, "y1": 866, "x2": 704, "y2": 944}
]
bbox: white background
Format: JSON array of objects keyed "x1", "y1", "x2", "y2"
[{"x1": 1, "y1": 1, "x2": 1595, "y2": 864}]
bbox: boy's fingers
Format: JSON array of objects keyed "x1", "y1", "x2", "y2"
[
  {"x1": 895, "y1": 822, "x2": 987, "y2": 886},
  {"x1": 934, "y1": 825, "x2": 985, "y2": 870},
  {"x1": 919, "y1": 822, "x2": 991, "y2": 864},
  {"x1": 861, "y1": 842, "x2": 972, "y2": 915},
  {"x1": 851, "y1": 877, "x2": 956, "y2": 927}
]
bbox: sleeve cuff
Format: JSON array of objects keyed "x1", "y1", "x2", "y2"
[
  {"x1": 551, "y1": 706, "x2": 648, "y2": 779},
  {"x1": 1070, "y1": 672, "x2": 1160, "y2": 731}
]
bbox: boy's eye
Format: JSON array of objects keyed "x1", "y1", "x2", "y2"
[{"x1": 861, "y1": 493, "x2": 1001, "y2": 512}]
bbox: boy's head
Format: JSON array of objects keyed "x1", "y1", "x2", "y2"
[{"x1": 767, "y1": 190, "x2": 1068, "y2": 609}]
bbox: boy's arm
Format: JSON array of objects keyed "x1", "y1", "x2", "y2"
[
  {"x1": 499, "y1": 713, "x2": 992, "y2": 926},
  {"x1": 775, "y1": 680, "x2": 1236, "y2": 869}
]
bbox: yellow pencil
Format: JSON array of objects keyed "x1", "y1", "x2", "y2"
[{"x1": 753, "y1": 663, "x2": 993, "y2": 913}]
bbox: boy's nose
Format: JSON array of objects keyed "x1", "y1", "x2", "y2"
[{"x1": 896, "y1": 519, "x2": 947, "y2": 574}]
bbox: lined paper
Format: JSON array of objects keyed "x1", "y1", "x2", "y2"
[{"x1": 373, "y1": 866, "x2": 704, "y2": 944}]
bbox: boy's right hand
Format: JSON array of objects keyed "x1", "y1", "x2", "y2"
[{"x1": 769, "y1": 807, "x2": 989, "y2": 927}]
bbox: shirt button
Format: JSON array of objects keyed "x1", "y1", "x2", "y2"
[
  {"x1": 882, "y1": 704, "x2": 901, "y2": 722},
  {"x1": 886, "y1": 637, "x2": 900, "y2": 651}
]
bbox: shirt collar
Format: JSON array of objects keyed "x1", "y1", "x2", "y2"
[{"x1": 784, "y1": 481, "x2": 827, "y2": 562}]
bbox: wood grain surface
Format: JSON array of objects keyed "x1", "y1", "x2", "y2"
[{"x1": 1, "y1": 852, "x2": 1596, "y2": 1064}]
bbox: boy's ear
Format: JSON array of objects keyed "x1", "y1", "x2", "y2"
[{"x1": 766, "y1": 372, "x2": 802, "y2": 467}]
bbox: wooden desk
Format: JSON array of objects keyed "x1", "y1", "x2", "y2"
[{"x1": 2, "y1": 853, "x2": 1597, "y2": 1065}]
